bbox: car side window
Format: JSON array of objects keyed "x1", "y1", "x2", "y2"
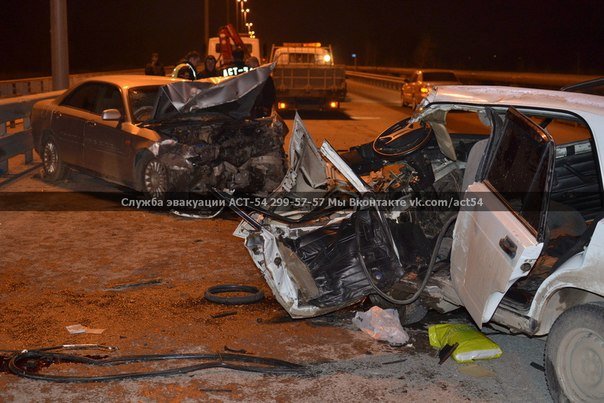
[
  {"x1": 97, "y1": 84, "x2": 125, "y2": 116},
  {"x1": 60, "y1": 83, "x2": 103, "y2": 114},
  {"x1": 485, "y1": 108, "x2": 554, "y2": 235}
]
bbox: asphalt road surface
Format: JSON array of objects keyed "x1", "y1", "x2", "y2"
[{"x1": 0, "y1": 80, "x2": 552, "y2": 402}]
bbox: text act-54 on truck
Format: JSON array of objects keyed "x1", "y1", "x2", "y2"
[{"x1": 270, "y1": 43, "x2": 347, "y2": 111}]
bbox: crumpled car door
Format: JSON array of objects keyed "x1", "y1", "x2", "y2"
[{"x1": 451, "y1": 107, "x2": 555, "y2": 326}]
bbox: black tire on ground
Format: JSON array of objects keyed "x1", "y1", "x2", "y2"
[
  {"x1": 204, "y1": 284, "x2": 265, "y2": 305},
  {"x1": 138, "y1": 154, "x2": 169, "y2": 200},
  {"x1": 545, "y1": 302, "x2": 604, "y2": 402},
  {"x1": 41, "y1": 136, "x2": 67, "y2": 182}
]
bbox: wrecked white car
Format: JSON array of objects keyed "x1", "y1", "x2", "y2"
[
  {"x1": 230, "y1": 84, "x2": 604, "y2": 402},
  {"x1": 32, "y1": 65, "x2": 286, "y2": 198}
]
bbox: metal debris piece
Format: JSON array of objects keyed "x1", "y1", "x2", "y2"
[
  {"x1": 224, "y1": 346, "x2": 249, "y2": 354},
  {"x1": 438, "y1": 342, "x2": 459, "y2": 365},
  {"x1": 105, "y1": 279, "x2": 162, "y2": 291},
  {"x1": 211, "y1": 311, "x2": 238, "y2": 319},
  {"x1": 65, "y1": 324, "x2": 105, "y2": 335}
]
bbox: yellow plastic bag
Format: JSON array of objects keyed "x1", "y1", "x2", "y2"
[{"x1": 428, "y1": 323, "x2": 502, "y2": 363}]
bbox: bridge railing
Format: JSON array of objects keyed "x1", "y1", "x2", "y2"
[
  {"x1": 345, "y1": 66, "x2": 601, "y2": 90},
  {"x1": 345, "y1": 71, "x2": 406, "y2": 91},
  {"x1": 0, "y1": 68, "x2": 144, "y2": 98},
  {"x1": 0, "y1": 91, "x2": 64, "y2": 174}
]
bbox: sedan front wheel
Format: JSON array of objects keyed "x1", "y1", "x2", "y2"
[
  {"x1": 41, "y1": 136, "x2": 67, "y2": 182},
  {"x1": 141, "y1": 157, "x2": 169, "y2": 200}
]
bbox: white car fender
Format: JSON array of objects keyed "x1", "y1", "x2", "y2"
[{"x1": 528, "y1": 220, "x2": 604, "y2": 335}]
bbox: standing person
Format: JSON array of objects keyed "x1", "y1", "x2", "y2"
[
  {"x1": 198, "y1": 55, "x2": 220, "y2": 79},
  {"x1": 144, "y1": 52, "x2": 165, "y2": 76},
  {"x1": 246, "y1": 56, "x2": 276, "y2": 118},
  {"x1": 172, "y1": 51, "x2": 202, "y2": 80},
  {"x1": 221, "y1": 47, "x2": 249, "y2": 77}
]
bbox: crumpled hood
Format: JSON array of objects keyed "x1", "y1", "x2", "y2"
[{"x1": 153, "y1": 63, "x2": 275, "y2": 121}]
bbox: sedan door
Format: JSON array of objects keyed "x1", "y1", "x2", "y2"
[
  {"x1": 51, "y1": 82, "x2": 104, "y2": 167},
  {"x1": 451, "y1": 107, "x2": 555, "y2": 326},
  {"x1": 83, "y1": 84, "x2": 132, "y2": 182}
]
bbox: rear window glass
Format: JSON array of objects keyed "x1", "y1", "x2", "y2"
[
  {"x1": 422, "y1": 72, "x2": 457, "y2": 82},
  {"x1": 486, "y1": 109, "x2": 553, "y2": 232}
]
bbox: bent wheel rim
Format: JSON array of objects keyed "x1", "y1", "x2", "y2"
[
  {"x1": 43, "y1": 141, "x2": 58, "y2": 175},
  {"x1": 143, "y1": 160, "x2": 168, "y2": 199},
  {"x1": 559, "y1": 327, "x2": 604, "y2": 401}
]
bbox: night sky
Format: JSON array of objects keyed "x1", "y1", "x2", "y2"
[{"x1": 1, "y1": 0, "x2": 603, "y2": 79}]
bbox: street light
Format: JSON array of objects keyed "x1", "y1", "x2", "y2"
[
  {"x1": 236, "y1": 0, "x2": 248, "y2": 32},
  {"x1": 242, "y1": 7, "x2": 250, "y2": 26}
]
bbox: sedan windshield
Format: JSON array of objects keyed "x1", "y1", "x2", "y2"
[{"x1": 129, "y1": 85, "x2": 161, "y2": 123}]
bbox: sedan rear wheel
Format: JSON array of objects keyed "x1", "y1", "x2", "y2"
[
  {"x1": 142, "y1": 158, "x2": 169, "y2": 200},
  {"x1": 545, "y1": 302, "x2": 604, "y2": 402},
  {"x1": 41, "y1": 137, "x2": 67, "y2": 181}
]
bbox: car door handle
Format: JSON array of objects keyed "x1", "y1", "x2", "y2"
[
  {"x1": 85, "y1": 121, "x2": 97, "y2": 127},
  {"x1": 499, "y1": 236, "x2": 517, "y2": 259}
]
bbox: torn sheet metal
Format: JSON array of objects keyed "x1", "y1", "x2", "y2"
[{"x1": 153, "y1": 63, "x2": 275, "y2": 121}]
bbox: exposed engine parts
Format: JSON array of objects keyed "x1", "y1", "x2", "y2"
[{"x1": 151, "y1": 113, "x2": 287, "y2": 193}]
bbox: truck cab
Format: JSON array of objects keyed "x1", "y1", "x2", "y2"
[{"x1": 270, "y1": 43, "x2": 347, "y2": 111}]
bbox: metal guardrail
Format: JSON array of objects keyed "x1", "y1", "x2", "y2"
[
  {"x1": 0, "y1": 68, "x2": 144, "y2": 98},
  {"x1": 0, "y1": 91, "x2": 64, "y2": 174},
  {"x1": 345, "y1": 66, "x2": 602, "y2": 90},
  {"x1": 345, "y1": 71, "x2": 406, "y2": 91}
]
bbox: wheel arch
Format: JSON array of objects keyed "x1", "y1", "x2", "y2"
[{"x1": 531, "y1": 287, "x2": 604, "y2": 336}]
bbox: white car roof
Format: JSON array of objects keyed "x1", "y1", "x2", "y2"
[{"x1": 429, "y1": 85, "x2": 604, "y2": 120}]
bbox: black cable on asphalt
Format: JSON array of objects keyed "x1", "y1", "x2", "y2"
[{"x1": 7, "y1": 349, "x2": 304, "y2": 383}]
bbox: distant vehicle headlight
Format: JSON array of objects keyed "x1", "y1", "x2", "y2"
[
  {"x1": 420, "y1": 86, "x2": 430, "y2": 94},
  {"x1": 323, "y1": 54, "x2": 332, "y2": 63}
]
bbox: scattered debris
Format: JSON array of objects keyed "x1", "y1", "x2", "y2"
[
  {"x1": 200, "y1": 388, "x2": 233, "y2": 393},
  {"x1": 352, "y1": 306, "x2": 410, "y2": 345},
  {"x1": 211, "y1": 311, "x2": 238, "y2": 319},
  {"x1": 428, "y1": 324, "x2": 502, "y2": 363},
  {"x1": 105, "y1": 279, "x2": 162, "y2": 291},
  {"x1": 458, "y1": 363, "x2": 497, "y2": 378},
  {"x1": 530, "y1": 362, "x2": 545, "y2": 372},
  {"x1": 204, "y1": 284, "x2": 264, "y2": 305},
  {"x1": 224, "y1": 346, "x2": 250, "y2": 354},
  {"x1": 65, "y1": 324, "x2": 106, "y2": 335},
  {"x1": 438, "y1": 342, "x2": 459, "y2": 365},
  {"x1": 382, "y1": 358, "x2": 407, "y2": 365}
]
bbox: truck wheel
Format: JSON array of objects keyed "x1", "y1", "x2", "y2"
[
  {"x1": 41, "y1": 136, "x2": 67, "y2": 182},
  {"x1": 545, "y1": 302, "x2": 604, "y2": 402}
]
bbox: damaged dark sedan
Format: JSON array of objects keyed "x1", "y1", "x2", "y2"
[{"x1": 31, "y1": 65, "x2": 287, "y2": 198}]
